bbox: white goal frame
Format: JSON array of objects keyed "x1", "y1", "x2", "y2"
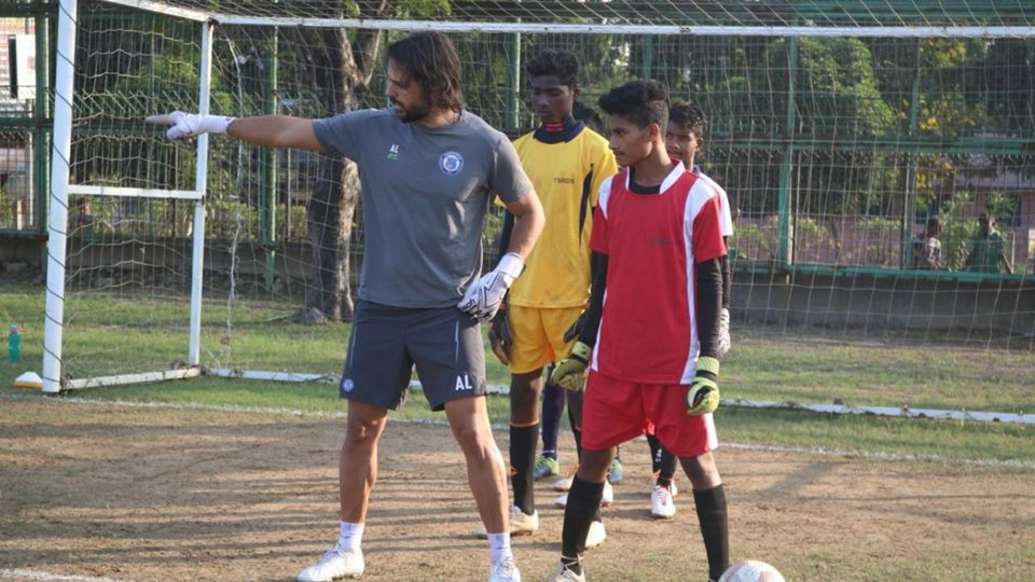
[{"x1": 39, "y1": 0, "x2": 1035, "y2": 428}]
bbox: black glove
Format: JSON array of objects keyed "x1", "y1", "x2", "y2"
[
  {"x1": 563, "y1": 311, "x2": 588, "y2": 343},
  {"x1": 488, "y1": 306, "x2": 513, "y2": 365}
]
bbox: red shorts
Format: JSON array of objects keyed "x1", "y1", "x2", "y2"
[{"x1": 582, "y1": 371, "x2": 717, "y2": 458}]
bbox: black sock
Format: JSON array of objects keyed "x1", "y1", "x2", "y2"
[
  {"x1": 658, "y1": 445, "x2": 678, "y2": 481},
  {"x1": 694, "y1": 485, "x2": 730, "y2": 581},
  {"x1": 561, "y1": 475, "x2": 604, "y2": 565},
  {"x1": 560, "y1": 554, "x2": 582, "y2": 576},
  {"x1": 647, "y1": 434, "x2": 663, "y2": 474},
  {"x1": 510, "y1": 423, "x2": 539, "y2": 515},
  {"x1": 541, "y1": 382, "x2": 565, "y2": 459},
  {"x1": 567, "y1": 405, "x2": 583, "y2": 462}
]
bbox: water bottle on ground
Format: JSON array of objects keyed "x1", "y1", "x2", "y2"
[{"x1": 8, "y1": 325, "x2": 22, "y2": 363}]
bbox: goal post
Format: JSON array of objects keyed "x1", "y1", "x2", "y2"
[
  {"x1": 42, "y1": 0, "x2": 1035, "y2": 401},
  {"x1": 43, "y1": 4, "x2": 216, "y2": 392}
]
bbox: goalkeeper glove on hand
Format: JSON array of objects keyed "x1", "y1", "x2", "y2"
[
  {"x1": 488, "y1": 306, "x2": 513, "y2": 365},
  {"x1": 717, "y1": 307, "x2": 731, "y2": 357},
  {"x1": 146, "y1": 111, "x2": 235, "y2": 141},
  {"x1": 458, "y1": 252, "x2": 524, "y2": 321},
  {"x1": 550, "y1": 341, "x2": 592, "y2": 392},
  {"x1": 686, "y1": 356, "x2": 720, "y2": 416}
]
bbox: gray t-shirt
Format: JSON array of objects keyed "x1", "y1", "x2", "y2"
[{"x1": 314, "y1": 108, "x2": 533, "y2": 308}]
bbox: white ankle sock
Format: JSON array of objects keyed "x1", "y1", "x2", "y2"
[
  {"x1": 487, "y1": 532, "x2": 512, "y2": 565},
  {"x1": 337, "y1": 521, "x2": 364, "y2": 554}
]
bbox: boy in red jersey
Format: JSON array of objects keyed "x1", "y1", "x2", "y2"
[{"x1": 545, "y1": 80, "x2": 730, "y2": 582}]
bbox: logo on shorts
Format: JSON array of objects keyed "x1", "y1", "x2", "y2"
[
  {"x1": 342, "y1": 378, "x2": 355, "y2": 392},
  {"x1": 455, "y1": 374, "x2": 473, "y2": 391},
  {"x1": 439, "y1": 151, "x2": 464, "y2": 176}
]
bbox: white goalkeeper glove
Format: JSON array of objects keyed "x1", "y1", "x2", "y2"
[
  {"x1": 146, "y1": 111, "x2": 235, "y2": 141},
  {"x1": 717, "y1": 307, "x2": 731, "y2": 357},
  {"x1": 458, "y1": 252, "x2": 524, "y2": 321}
]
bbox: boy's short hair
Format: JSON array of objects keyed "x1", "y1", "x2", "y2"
[
  {"x1": 669, "y1": 102, "x2": 706, "y2": 138},
  {"x1": 598, "y1": 80, "x2": 669, "y2": 130},
  {"x1": 525, "y1": 50, "x2": 580, "y2": 88}
]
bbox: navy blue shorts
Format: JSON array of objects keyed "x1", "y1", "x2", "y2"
[{"x1": 340, "y1": 299, "x2": 488, "y2": 411}]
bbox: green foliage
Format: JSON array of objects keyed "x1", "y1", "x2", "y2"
[
  {"x1": 0, "y1": 187, "x2": 16, "y2": 229},
  {"x1": 89, "y1": 47, "x2": 237, "y2": 119},
  {"x1": 985, "y1": 190, "x2": 1016, "y2": 225},
  {"x1": 857, "y1": 215, "x2": 900, "y2": 266},
  {"x1": 730, "y1": 221, "x2": 777, "y2": 263},
  {"x1": 937, "y1": 190, "x2": 977, "y2": 271},
  {"x1": 716, "y1": 37, "x2": 897, "y2": 137}
]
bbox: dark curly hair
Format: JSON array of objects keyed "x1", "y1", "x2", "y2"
[
  {"x1": 669, "y1": 102, "x2": 706, "y2": 139},
  {"x1": 525, "y1": 50, "x2": 580, "y2": 88},
  {"x1": 387, "y1": 32, "x2": 465, "y2": 113},
  {"x1": 598, "y1": 80, "x2": 669, "y2": 130},
  {"x1": 572, "y1": 100, "x2": 603, "y2": 133}
]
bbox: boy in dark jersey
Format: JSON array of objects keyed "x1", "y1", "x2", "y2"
[{"x1": 545, "y1": 80, "x2": 730, "y2": 582}]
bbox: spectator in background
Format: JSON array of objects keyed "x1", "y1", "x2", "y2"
[
  {"x1": 964, "y1": 213, "x2": 1013, "y2": 274},
  {"x1": 912, "y1": 217, "x2": 944, "y2": 270}
]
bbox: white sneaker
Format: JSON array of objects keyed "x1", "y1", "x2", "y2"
[
  {"x1": 476, "y1": 505, "x2": 539, "y2": 538},
  {"x1": 553, "y1": 481, "x2": 613, "y2": 509},
  {"x1": 651, "y1": 472, "x2": 679, "y2": 497},
  {"x1": 585, "y1": 520, "x2": 606, "y2": 549},
  {"x1": 543, "y1": 562, "x2": 586, "y2": 582},
  {"x1": 296, "y1": 545, "x2": 364, "y2": 582},
  {"x1": 489, "y1": 555, "x2": 521, "y2": 582},
  {"x1": 553, "y1": 470, "x2": 576, "y2": 492},
  {"x1": 650, "y1": 483, "x2": 677, "y2": 519}
]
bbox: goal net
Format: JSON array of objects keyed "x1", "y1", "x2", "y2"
[{"x1": 43, "y1": 0, "x2": 1035, "y2": 396}]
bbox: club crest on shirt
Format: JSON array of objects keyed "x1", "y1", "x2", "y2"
[{"x1": 439, "y1": 151, "x2": 464, "y2": 176}]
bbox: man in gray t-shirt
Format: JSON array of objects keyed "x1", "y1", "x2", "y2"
[
  {"x1": 149, "y1": 31, "x2": 544, "y2": 582},
  {"x1": 312, "y1": 107, "x2": 531, "y2": 307}
]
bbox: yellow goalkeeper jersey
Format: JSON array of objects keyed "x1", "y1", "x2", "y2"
[{"x1": 508, "y1": 122, "x2": 618, "y2": 308}]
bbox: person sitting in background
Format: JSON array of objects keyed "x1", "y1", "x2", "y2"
[
  {"x1": 912, "y1": 217, "x2": 944, "y2": 270},
  {"x1": 964, "y1": 213, "x2": 1013, "y2": 274}
]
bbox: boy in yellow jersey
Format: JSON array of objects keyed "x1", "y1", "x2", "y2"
[{"x1": 478, "y1": 50, "x2": 618, "y2": 544}]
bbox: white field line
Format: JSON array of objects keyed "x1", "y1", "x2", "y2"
[
  {"x1": 41, "y1": 370, "x2": 1035, "y2": 426},
  {"x1": 3, "y1": 392, "x2": 1033, "y2": 470},
  {"x1": 0, "y1": 568, "x2": 140, "y2": 582}
]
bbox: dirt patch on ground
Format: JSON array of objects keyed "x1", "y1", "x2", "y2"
[{"x1": 1, "y1": 398, "x2": 1032, "y2": 582}]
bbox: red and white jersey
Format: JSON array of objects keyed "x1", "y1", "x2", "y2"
[
  {"x1": 589, "y1": 163, "x2": 726, "y2": 384},
  {"x1": 693, "y1": 169, "x2": 734, "y2": 238}
]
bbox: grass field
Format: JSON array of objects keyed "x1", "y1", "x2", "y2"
[
  {"x1": 2, "y1": 286, "x2": 1033, "y2": 464},
  {"x1": 2, "y1": 285, "x2": 1035, "y2": 582}
]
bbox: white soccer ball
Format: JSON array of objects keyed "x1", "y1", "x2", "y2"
[{"x1": 718, "y1": 560, "x2": 786, "y2": 582}]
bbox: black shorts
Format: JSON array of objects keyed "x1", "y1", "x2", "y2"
[{"x1": 340, "y1": 299, "x2": 487, "y2": 411}]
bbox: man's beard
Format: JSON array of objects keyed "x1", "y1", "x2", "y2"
[{"x1": 391, "y1": 98, "x2": 429, "y2": 124}]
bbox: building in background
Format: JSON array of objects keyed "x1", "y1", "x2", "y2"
[{"x1": 0, "y1": 17, "x2": 35, "y2": 230}]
